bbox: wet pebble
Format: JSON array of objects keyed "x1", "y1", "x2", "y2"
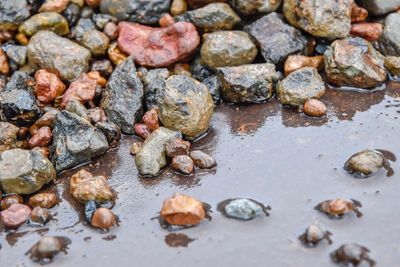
[
  {"x1": 95, "y1": 121, "x2": 121, "y2": 148},
  {"x1": 232, "y1": 0, "x2": 282, "y2": 15},
  {"x1": 30, "y1": 207, "x2": 51, "y2": 226},
  {"x1": 81, "y1": 30, "x2": 109, "y2": 56},
  {"x1": 103, "y1": 22, "x2": 118, "y2": 40},
  {"x1": 298, "y1": 224, "x2": 332, "y2": 247},
  {"x1": 1, "y1": 194, "x2": 23, "y2": 210},
  {"x1": 331, "y1": 243, "x2": 375, "y2": 267},
  {"x1": 0, "y1": 48, "x2": 9, "y2": 75},
  {"x1": 65, "y1": 99, "x2": 90, "y2": 121},
  {"x1": 171, "y1": 0, "x2": 188, "y2": 16},
  {"x1": 189, "y1": 150, "x2": 216, "y2": 169},
  {"x1": 39, "y1": 0, "x2": 70, "y2": 13},
  {"x1": 28, "y1": 126, "x2": 52, "y2": 148},
  {"x1": 217, "y1": 198, "x2": 270, "y2": 220},
  {"x1": 61, "y1": 73, "x2": 97, "y2": 108},
  {"x1": 130, "y1": 141, "x2": 143, "y2": 156},
  {"x1": 284, "y1": 55, "x2": 324, "y2": 76},
  {"x1": 19, "y1": 12, "x2": 69, "y2": 36},
  {"x1": 378, "y1": 13, "x2": 400, "y2": 56},
  {"x1": 34, "y1": 69, "x2": 66, "y2": 104},
  {"x1": 0, "y1": 122, "x2": 19, "y2": 152},
  {"x1": 91, "y1": 207, "x2": 117, "y2": 231},
  {"x1": 350, "y1": 23, "x2": 382, "y2": 42},
  {"x1": 384, "y1": 56, "x2": 400, "y2": 77},
  {"x1": 303, "y1": 99, "x2": 327, "y2": 117},
  {"x1": 0, "y1": 0, "x2": 30, "y2": 31},
  {"x1": 0, "y1": 203, "x2": 31, "y2": 229},
  {"x1": 165, "y1": 233, "x2": 194, "y2": 247},
  {"x1": 315, "y1": 199, "x2": 363, "y2": 219},
  {"x1": 26, "y1": 236, "x2": 71, "y2": 264},
  {"x1": 344, "y1": 149, "x2": 394, "y2": 177},
  {"x1": 142, "y1": 108, "x2": 160, "y2": 132},
  {"x1": 165, "y1": 138, "x2": 191, "y2": 157},
  {"x1": 351, "y1": 3, "x2": 368, "y2": 23},
  {"x1": 172, "y1": 155, "x2": 194, "y2": 174},
  {"x1": 29, "y1": 193, "x2": 58, "y2": 209}
]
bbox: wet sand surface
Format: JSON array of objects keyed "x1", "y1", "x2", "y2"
[{"x1": 1, "y1": 83, "x2": 400, "y2": 267}]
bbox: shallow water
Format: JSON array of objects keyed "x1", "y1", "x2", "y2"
[{"x1": 1, "y1": 83, "x2": 400, "y2": 267}]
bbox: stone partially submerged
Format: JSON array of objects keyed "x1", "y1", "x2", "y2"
[
  {"x1": 50, "y1": 110, "x2": 109, "y2": 173},
  {"x1": 101, "y1": 56, "x2": 144, "y2": 134},
  {"x1": 0, "y1": 149, "x2": 56, "y2": 195}
]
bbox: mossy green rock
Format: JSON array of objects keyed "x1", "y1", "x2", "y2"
[{"x1": 19, "y1": 12, "x2": 69, "y2": 36}]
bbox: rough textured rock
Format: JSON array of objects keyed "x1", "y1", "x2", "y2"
[
  {"x1": 244, "y1": 12, "x2": 307, "y2": 64},
  {"x1": 64, "y1": 99, "x2": 90, "y2": 121},
  {"x1": 166, "y1": 138, "x2": 191, "y2": 157},
  {"x1": 202, "y1": 75, "x2": 222, "y2": 103},
  {"x1": 187, "y1": 0, "x2": 226, "y2": 8},
  {"x1": 171, "y1": 0, "x2": 188, "y2": 16},
  {"x1": 101, "y1": 56, "x2": 144, "y2": 134},
  {"x1": 172, "y1": 155, "x2": 194, "y2": 174},
  {"x1": 34, "y1": 69, "x2": 66, "y2": 104},
  {"x1": 19, "y1": 12, "x2": 69, "y2": 36},
  {"x1": 0, "y1": 71, "x2": 41, "y2": 125},
  {"x1": 0, "y1": 149, "x2": 56, "y2": 195},
  {"x1": 350, "y1": 22, "x2": 382, "y2": 42},
  {"x1": 81, "y1": 30, "x2": 110, "y2": 56},
  {"x1": 222, "y1": 198, "x2": 265, "y2": 220},
  {"x1": 175, "y1": 3, "x2": 240, "y2": 32},
  {"x1": 29, "y1": 126, "x2": 52, "y2": 148},
  {"x1": 189, "y1": 150, "x2": 216, "y2": 169},
  {"x1": 325, "y1": 37, "x2": 387, "y2": 88},
  {"x1": 0, "y1": 0, "x2": 30, "y2": 30},
  {"x1": 29, "y1": 193, "x2": 58, "y2": 209},
  {"x1": 95, "y1": 121, "x2": 121, "y2": 148},
  {"x1": 200, "y1": 31, "x2": 257, "y2": 68},
  {"x1": 71, "y1": 18, "x2": 95, "y2": 42},
  {"x1": 27, "y1": 31, "x2": 91, "y2": 81},
  {"x1": 378, "y1": 13, "x2": 400, "y2": 57},
  {"x1": 118, "y1": 21, "x2": 200, "y2": 68},
  {"x1": 135, "y1": 127, "x2": 182, "y2": 176},
  {"x1": 232, "y1": 0, "x2": 282, "y2": 15},
  {"x1": 139, "y1": 67, "x2": 170, "y2": 110},
  {"x1": 276, "y1": 67, "x2": 325, "y2": 108},
  {"x1": 283, "y1": 0, "x2": 352, "y2": 39},
  {"x1": 157, "y1": 75, "x2": 214, "y2": 140},
  {"x1": 5, "y1": 45, "x2": 27, "y2": 67},
  {"x1": 284, "y1": 55, "x2": 324, "y2": 76},
  {"x1": 30, "y1": 206, "x2": 51, "y2": 226},
  {"x1": 70, "y1": 169, "x2": 113, "y2": 203},
  {"x1": 217, "y1": 63, "x2": 281, "y2": 103},
  {"x1": 0, "y1": 48, "x2": 9, "y2": 74},
  {"x1": 50, "y1": 110, "x2": 109, "y2": 173},
  {"x1": 63, "y1": 3, "x2": 81, "y2": 26},
  {"x1": 0, "y1": 122, "x2": 19, "y2": 152},
  {"x1": 384, "y1": 56, "x2": 400, "y2": 77},
  {"x1": 1, "y1": 195, "x2": 23, "y2": 210},
  {"x1": 142, "y1": 108, "x2": 159, "y2": 132},
  {"x1": 61, "y1": 73, "x2": 97, "y2": 108},
  {"x1": 100, "y1": 0, "x2": 171, "y2": 25},
  {"x1": 351, "y1": 2, "x2": 368, "y2": 23},
  {"x1": 358, "y1": 0, "x2": 400, "y2": 16}
]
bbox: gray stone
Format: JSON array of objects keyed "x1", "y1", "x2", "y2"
[
  {"x1": 65, "y1": 99, "x2": 89, "y2": 121},
  {"x1": 50, "y1": 110, "x2": 109, "y2": 173},
  {"x1": 101, "y1": 56, "x2": 144, "y2": 134},
  {"x1": 232, "y1": 0, "x2": 282, "y2": 15},
  {"x1": 71, "y1": 18, "x2": 96, "y2": 42},
  {"x1": 244, "y1": 12, "x2": 307, "y2": 64},
  {"x1": 224, "y1": 199, "x2": 264, "y2": 220},
  {"x1": 0, "y1": 0, "x2": 30, "y2": 30},
  {"x1": 0, "y1": 149, "x2": 56, "y2": 195},
  {"x1": 81, "y1": 30, "x2": 110, "y2": 56},
  {"x1": 202, "y1": 75, "x2": 221, "y2": 103},
  {"x1": 135, "y1": 127, "x2": 182, "y2": 176},
  {"x1": 5, "y1": 45, "x2": 27, "y2": 66},
  {"x1": 378, "y1": 13, "x2": 400, "y2": 57},
  {"x1": 276, "y1": 67, "x2": 325, "y2": 108},
  {"x1": 358, "y1": 0, "x2": 400, "y2": 16},
  {"x1": 139, "y1": 67, "x2": 170, "y2": 110},
  {"x1": 27, "y1": 31, "x2": 91, "y2": 81},
  {"x1": 217, "y1": 63, "x2": 281, "y2": 103}
]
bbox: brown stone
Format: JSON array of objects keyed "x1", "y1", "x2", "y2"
[
  {"x1": 108, "y1": 42, "x2": 128, "y2": 65},
  {"x1": 316, "y1": 198, "x2": 362, "y2": 218},
  {"x1": 0, "y1": 122, "x2": 19, "y2": 152},
  {"x1": 32, "y1": 147, "x2": 50, "y2": 158},
  {"x1": 30, "y1": 206, "x2": 51, "y2": 225},
  {"x1": 0, "y1": 203, "x2": 31, "y2": 229},
  {"x1": 351, "y1": 2, "x2": 368, "y2": 23},
  {"x1": 130, "y1": 140, "x2": 142, "y2": 155},
  {"x1": 350, "y1": 23, "x2": 382, "y2": 42},
  {"x1": 284, "y1": 55, "x2": 324, "y2": 76},
  {"x1": 303, "y1": 99, "x2": 327, "y2": 117},
  {"x1": 134, "y1": 123, "x2": 151, "y2": 139},
  {"x1": 142, "y1": 108, "x2": 159, "y2": 132},
  {"x1": 0, "y1": 48, "x2": 9, "y2": 74},
  {"x1": 172, "y1": 155, "x2": 194, "y2": 174},
  {"x1": 103, "y1": 22, "x2": 118, "y2": 40},
  {"x1": 117, "y1": 21, "x2": 200, "y2": 68},
  {"x1": 384, "y1": 56, "x2": 400, "y2": 77},
  {"x1": 165, "y1": 138, "x2": 191, "y2": 157},
  {"x1": 18, "y1": 127, "x2": 29, "y2": 140},
  {"x1": 160, "y1": 193, "x2": 206, "y2": 226},
  {"x1": 159, "y1": 14, "x2": 175, "y2": 28},
  {"x1": 85, "y1": 0, "x2": 100, "y2": 7},
  {"x1": 16, "y1": 32, "x2": 29, "y2": 45},
  {"x1": 29, "y1": 124, "x2": 39, "y2": 136},
  {"x1": 91, "y1": 208, "x2": 117, "y2": 230},
  {"x1": 39, "y1": 0, "x2": 69, "y2": 13},
  {"x1": 34, "y1": 69, "x2": 66, "y2": 103},
  {"x1": 1, "y1": 194, "x2": 23, "y2": 210},
  {"x1": 187, "y1": 0, "x2": 226, "y2": 8},
  {"x1": 28, "y1": 192, "x2": 58, "y2": 209},
  {"x1": 34, "y1": 109, "x2": 59, "y2": 128},
  {"x1": 29, "y1": 126, "x2": 52, "y2": 148},
  {"x1": 189, "y1": 150, "x2": 216, "y2": 169},
  {"x1": 61, "y1": 73, "x2": 97, "y2": 108},
  {"x1": 171, "y1": 63, "x2": 191, "y2": 76},
  {"x1": 171, "y1": 0, "x2": 188, "y2": 16},
  {"x1": 87, "y1": 71, "x2": 107, "y2": 87}
]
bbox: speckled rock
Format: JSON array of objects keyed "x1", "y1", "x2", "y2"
[
  {"x1": 4, "y1": 45, "x2": 27, "y2": 67},
  {"x1": 232, "y1": 0, "x2": 282, "y2": 15},
  {"x1": 50, "y1": 110, "x2": 109, "y2": 173},
  {"x1": 19, "y1": 12, "x2": 69, "y2": 36},
  {"x1": 221, "y1": 198, "x2": 265, "y2": 220},
  {"x1": 157, "y1": 75, "x2": 214, "y2": 140},
  {"x1": 65, "y1": 99, "x2": 90, "y2": 121},
  {"x1": 27, "y1": 31, "x2": 91, "y2": 81},
  {"x1": 29, "y1": 193, "x2": 58, "y2": 209},
  {"x1": 139, "y1": 68, "x2": 170, "y2": 110},
  {"x1": 95, "y1": 121, "x2": 121, "y2": 148},
  {"x1": 175, "y1": 3, "x2": 240, "y2": 32},
  {"x1": 200, "y1": 31, "x2": 257, "y2": 68},
  {"x1": 358, "y1": 0, "x2": 400, "y2": 16},
  {"x1": 101, "y1": 56, "x2": 144, "y2": 134},
  {"x1": 284, "y1": 55, "x2": 324, "y2": 76},
  {"x1": 34, "y1": 69, "x2": 65, "y2": 104},
  {"x1": 135, "y1": 127, "x2": 182, "y2": 176},
  {"x1": 0, "y1": 149, "x2": 56, "y2": 195},
  {"x1": 70, "y1": 169, "x2": 113, "y2": 203},
  {"x1": 325, "y1": 37, "x2": 387, "y2": 88},
  {"x1": 171, "y1": 0, "x2": 187, "y2": 16},
  {"x1": 71, "y1": 18, "x2": 96, "y2": 42},
  {"x1": 217, "y1": 63, "x2": 281, "y2": 103},
  {"x1": 63, "y1": 3, "x2": 81, "y2": 26},
  {"x1": 100, "y1": 0, "x2": 171, "y2": 25},
  {"x1": 244, "y1": 12, "x2": 307, "y2": 64},
  {"x1": 385, "y1": 56, "x2": 400, "y2": 77},
  {"x1": 0, "y1": 71, "x2": 41, "y2": 125},
  {"x1": 39, "y1": 0, "x2": 70, "y2": 13},
  {"x1": 0, "y1": 0, "x2": 30, "y2": 30},
  {"x1": 0, "y1": 122, "x2": 19, "y2": 152},
  {"x1": 276, "y1": 67, "x2": 325, "y2": 108},
  {"x1": 378, "y1": 13, "x2": 400, "y2": 57},
  {"x1": 202, "y1": 75, "x2": 221, "y2": 103},
  {"x1": 81, "y1": 30, "x2": 110, "y2": 56},
  {"x1": 172, "y1": 155, "x2": 194, "y2": 174},
  {"x1": 61, "y1": 73, "x2": 96, "y2": 108},
  {"x1": 283, "y1": 0, "x2": 352, "y2": 39},
  {"x1": 344, "y1": 150, "x2": 386, "y2": 177}
]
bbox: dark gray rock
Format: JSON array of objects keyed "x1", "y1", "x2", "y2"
[
  {"x1": 276, "y1": 67, "x2": 325, "y2": 108},
  {"x1": 95, "y1": 121, "x2": 121, "y2": 148},
  {"x1": 63, "y1": 3, "x2": 81, "y2": 26},
  {"x1": 0, "y1": 71, "x2": 41, "y2": 125},
  {"x1": 101, "y1": 56, "x2": 144, "y2": 134},
  {"x1": 358, "y1": 0, "x2": 400, "y2": 16},
  {"x1": 65, "y1": 99, "x2": 89, "y2": 121},
  {"x1": 27, "y1": 31, "x2": 91, "y2": 81},
  {"x1": 139, "y1": 67, "x2": 170, "y2": 110},
  {"x1": 100, "y1": 0, "x2": 171, "y2": 25},
  {"x1": 217, "y1": 63, "x2": 280, "y2": 103},
  {"x1": 81, "y1": 30, "x2": 110, "y2": 56},
  {"x1": 244, "y1": 12, "x2": 307, "y2": 64},
  {"x1": 92, "y1": 13, "x2": 117, "y2": 29},
  {"x1": 232, "y1": 0, "x2": 282, "y2": 15},
  {"x1": 71, "y1": 18, "x2": 96, "y2": 42},
  {"x1": 202, "y1": 75, "x2": 221, "y2": 103},
  {"x1": 175, "y1": 3, "x2": 240, "y2": 32},
  {"x1": 157, "y1": 75, "x2": 214, "y2": 140},
  {"x1": 0, "y1": 148, "x2": 56, "y2": 195},
  {"x1": 0, "y1": 0, "x2": 30, "y2": 30},
  {"x1": 325, "y1": 37, "x2": 387, "y2": 88},
  {"x1": 135, "y1": 127, "x2": 182, "y2": 176},
  {"x1": 50, "y1": 110, "x2": 109, "y2": 173},
  {"x1": 378, "y1": 13, "x2": 400, "y2": 57}
]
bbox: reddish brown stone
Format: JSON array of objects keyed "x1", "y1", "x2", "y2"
[
  {"x1": 30, "y1": 206, "x2": 51, "y2": 225},
  {"x1": 39, "y1": 0, "x2": 69, "y2": 13},
  {"x1": 118, "y1": 21, "x2": 200, "y2": 68},
  {"x1": 85, "y1": 0, "x2": 100, "y2": 7},
  {"x1": 159, "y1": 14, "x2": 175, "y2": 27},
  {"x1": 351, "y1": 3, "x2": 368, "y2": 23},
  {"x1": 29, "y1": 126, "x2": 52, "y2": 148},
  {"x1": 0, "y1": 48, "x2": 9, "y2": 75},
  {"x1": 34, "y1": 69, "x2": 66, "y2": 103},
  {"x1": 134, "y1": 123, "x2": 151, "y2": 139},
  {"x1": 142, "y1": 108, "x2": 159, "y2": 132},
  {"x1": 303, "y1": 99, "x2": 327, "y2": 117},
  {"x1": 29, "y1": 193, "x2": 58, "y2": 209},
  {"x1": 172, "y1": 155, "x2": 194, "y2": 174},
  {"x1": 87, "y1": 71, "x2": 107, "y2": 87},
  {"x1": 29, "y1": 124, "x2": 39, "y2": 136},
  {"x1": 16, "y1": 33, "x2": 29, "y2": 45},
  {"x1": 91, "y1": 208, "x2": 117, "y2": 230},
  {"x1": 34, "y1": 109, "x2": 59, "y2": 128},
  {"x1": 284, "y1": 55, "x2": 324, "y2": 76},
  {"x1": 0, "y1": 203, "x2": 31, "y2": 229},
  {"x1": 104, "y1": 22, "x2": 118, "y2": 40},
  {"x1": 165, "y1": 138, "x2": 191, "y2": 157},
  {"x1": 1, "y1": 195, "x2": 23, "y2": 210},
  {"x1": 350, "y1": 23, "x2": 382, "y2": 42},
  {"x1": 61, "y1": 73, "x2": 97, "y2": 108}
]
